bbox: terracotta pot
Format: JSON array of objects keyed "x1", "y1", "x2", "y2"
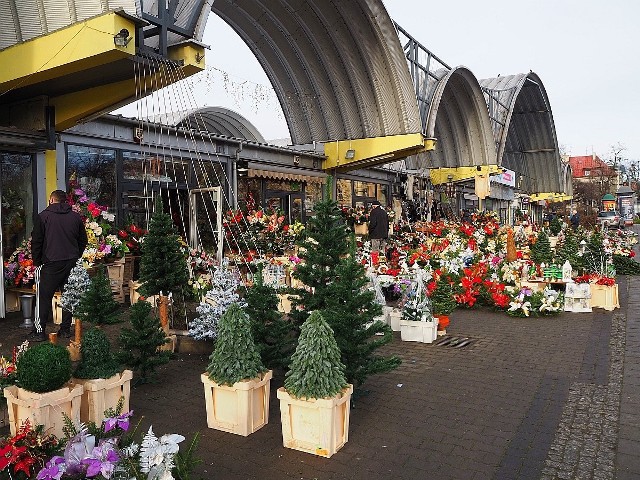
[{"x1": 435, "y1": 315, "x2": 450, "y2": 330}]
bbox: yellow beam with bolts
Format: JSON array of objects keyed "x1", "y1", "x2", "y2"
[
  {"x1": 322, "y1": 134, "x2": 435, "y2": 171},
  {"x1": 429, "y1": 165, "x2": 503, "y2": 185},
  {"x1": 529, "y1": 192, "x2": 573, "y2": 202},
  {"x1": 0, "y1": 11, "x2": 136, "y2": 93},
  {"x1": 52, "y1": 42, "x2": 205, "y2": 130}
]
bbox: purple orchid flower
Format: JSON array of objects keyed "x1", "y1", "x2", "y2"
[
  {"x1": 36, "y1": 456, "x2": 65, "y2": 480},
  {"x1": 104, "y1": 410, "x2": 133, "y2": 432}
]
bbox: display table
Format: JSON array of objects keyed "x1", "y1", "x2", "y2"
[{"x1": 520, "y1": 279, "x2": 566, "y2": 293}]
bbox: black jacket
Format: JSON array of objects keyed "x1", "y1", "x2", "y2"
[
  {"x1": 32, "y1": 203, "x2": 88, "y2": 266},
  {"x1": 368, "y1": 205, "x2": 389, "y2": 239}
]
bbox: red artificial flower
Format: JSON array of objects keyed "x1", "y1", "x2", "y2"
[
  {"x1": 118, "y1": 229, "x2": 129, "y2": 239},
  {"x1": 631, "y1": 251, "x2": 636, "y2": 258}
]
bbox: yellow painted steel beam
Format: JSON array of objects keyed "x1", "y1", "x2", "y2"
[
  {"x1": 52, "y1": 42, "x2": 205, "y2": 130},
  {"x1": 322, "y1": 134, "x2": 435, "y2": 171},
  {"x1": 429, "y1": 165, "x2": 503, "y2": 185},
  {"x1": 0, "y1": 11, "x2": 137, "y2": 93},
  {"x1": 44, "y1": 150, "x2": 57, "y2": 200},
  {"x1": 529, "y1": 192, "x2": 573, "y2": 202}
]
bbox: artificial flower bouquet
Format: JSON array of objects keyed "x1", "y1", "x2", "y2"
[
  {"x1": 3, "y1": 238, "x2": 35, "y2": 288},
  {"x1": 117, "y1": 224, "x2": 147, "y2": 256}
]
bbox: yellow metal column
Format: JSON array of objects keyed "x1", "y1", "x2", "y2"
[{"x1": 44, "y1": 150, "x2": 58, "y2": 200}]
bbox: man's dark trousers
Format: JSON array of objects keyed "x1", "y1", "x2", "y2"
[{"x1": 34, "y1": 258, "x2": 77, "y2": 334}]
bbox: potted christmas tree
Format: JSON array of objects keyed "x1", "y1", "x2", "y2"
[
  {"x1": 245, "y1": 264, "x2": 292, "y2": 370},
  {"x1": 138, "y1": 197, "x2": 189, "y2": 349},
  {"x1": 399, "y1": 273, "x2": 438, "y2": 343},
  {"x1": 429, "y1": 275, "x2": 456, "y2": 335},
  {"x1": 72, "y1": 327, "x2": 133, "y2": 424},
  {"x1": 201, "y1": 303, "x2": 272, "y2": 436},
  {"x1": 60, "y1": 259, "x2": 91, "y2": 361},
  {"x1": 530, "y1": 230, "x2": 553, "y2": 267},
  {"x1": 118, "y1": 300, "x2": 171, "y2": 384},
  {"x1": 74, "y1": 266, "x2": 120, "y2": 326},
  {"x1": 277, "y1": 311, "x2": 352, "y2": 458},
  {"x1": 3, "y1": 342, "x2": 83, "y2": 437}
]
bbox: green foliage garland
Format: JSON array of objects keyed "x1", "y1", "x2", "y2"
[
  {"x1": 74, "y1": 327, "x2": 121, "y2": 379},
  {"x1": 17, "y1": 343, "x2": 72, "y2": 393},
  {"x1": 613, "y1": 254, "x2": 640, "y2": 275},
  {"x1": 206, "y1": 303, "x2": 266, "y2": 386},
  {"x1": 138, "y1": 197, "x2": 189, "y2": 297},
  {"x1": 284, "y1": 311, "x2": 347, "y2": 400},
  {"x1": 117, "y1": 301, "x2": 170, "y2": 383}
]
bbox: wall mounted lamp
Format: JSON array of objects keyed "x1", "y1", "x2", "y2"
[
  {"x1": 113, "y1": 29, "x2": 132, "y2": 47},
  {"x1": 345, "y1": 149, "x2": 355, "y2": 159}
]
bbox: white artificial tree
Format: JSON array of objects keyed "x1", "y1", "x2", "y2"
[
  {"x1": 188, "y1": 261, "x2": 245, "y2": 341},
  {"x1": 60, "y1": 259, "x2": 91, "y2": 315}
]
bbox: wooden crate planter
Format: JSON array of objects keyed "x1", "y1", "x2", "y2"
[
  {"x1": 106, "y1": 258, "x2": 125, "y2": 303},
  {"x1": 354, "y1": 223, "x2": 368, "y2": 236},
  {"x1": 277, "y1": 384, "x2": 353, "y2": 458},
  {"x1": 388, "y1": 309, "x2": 402, "y2": 332},
  {"x1": 122, "y1": 255, "x2": 138, "y2": 298},
  {"x1": 73, "y1": 370, "x2": 133, "y2": 424},
  {"x1": 400, "y1": 319, "x2": 438, "y2": 343},
  {"x1": 3, "y1": 383, "x2": 83, "y2": 437},
  {"x1": 590, "y1": 284, "x2": 619, "y2": 311},
  {"x1": 201, "y1": 370, "x2": 272, "y2": 436}
]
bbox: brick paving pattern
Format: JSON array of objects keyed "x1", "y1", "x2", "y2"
[{"x1": 2, "y1": 266, "x2": 640, "y2": 479}]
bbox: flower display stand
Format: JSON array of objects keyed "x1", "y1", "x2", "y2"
[
  {"x1": 277, "y1": 384, "x2": 353, "y2": 458},
  {"x1": 400, "y1": 319, "x2": 438, "y2": 343},
  {"x1": 3, "y1": 383, "x2": 83, "y2": 437},
  {"x1": 590, "y1": 284, "x2": 619, "y2": 311},
  {"x1": 201, "y1": 370, "x2": 272, "y2": 436},
  {"x1": 73, "y1": 370, "x2": 133, "y2": 424},
  {"x1": 388, "y1": 309, "x2": 402, "y2": 331},
  {"x1": 354, "y1": 223, "x2": 368, "y2": 236}
]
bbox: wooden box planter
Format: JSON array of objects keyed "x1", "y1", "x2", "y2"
[
  {"x1": 3, "y1": 383, "x2": 83, "y2": 437},
  {"x1": 73, "y1": 370, "x2": 133, "y2": 424},
  {"x1": 388, "y1": 309, "x2": 402, "y2": 332},
  {"x1": 354, "y1": 223, "x2": 368, "y2": 236},
  {"x1": 400, "y1": 319, "x2": 438, "y2": 343},
  {"x1": 106, "y1": 258, "x2": 125, "y2": 303},
  {"x1": 277, "y1": 384, "x2": 353, "y2": 458},
  {"x1": 590, "y1": 284, "x2": 619, "y2": 311},
  {"x1": 201, "y1": 370, "x2": 272, "y2": 436}
]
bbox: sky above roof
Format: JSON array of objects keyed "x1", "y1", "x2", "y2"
[{"x1": 120, "y1": 0, "x2": 639, "y2": 164}]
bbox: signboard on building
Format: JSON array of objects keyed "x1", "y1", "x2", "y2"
[{"x1": 490, "y1": 169, "x2": 516, "y2": 188}]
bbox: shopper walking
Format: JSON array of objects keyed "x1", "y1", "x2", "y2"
[
  {"x1": 29, "y1": 190, "x2": 87, "y2": 341},
  {"x1": 368, "y1": 200, "x2": 389, "y2": 254}
]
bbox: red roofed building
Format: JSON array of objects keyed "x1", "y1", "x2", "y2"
[{"x1": 568, "y1": 154, "x2": 617, "y2": 180}]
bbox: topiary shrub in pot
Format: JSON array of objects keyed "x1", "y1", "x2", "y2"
[
  {"x1": 3, "y1": 342, "x2": 82, "y2": 437},
  {"x1": 277, "y1": 310, "x2": 353, "y2": 458},
  {"x1": 200, "y1": 303, "x2": 272, "y2": 436},
  {"x1": 72, "y1": 327, "x2": 133, "y2": 424}
]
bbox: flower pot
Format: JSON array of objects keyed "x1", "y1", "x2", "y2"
[
  {"x1": 590, "y1": 284, "x2": 619, "y2": 311},
  {"x1": 73, "y1": 370, "x2": 133, "y2": 424},
  {"x1": 400, "y1": 319, "x2": 438, "y2": 343},
  {"x1": 3, "y1": 383, "x2": 83, "y2": 437},
  {"x1": 201, "y1": 370, "x2": 272, "y2": 436},
  {"x1": 277, "y1": 384, "x2": 353, "y2": 458},
  {"x1": 388, "y1": 309, "x2": 402, "y2": 331},
  {"x1": 435, "y1": 315, "x2": 450, "y2": 330}
]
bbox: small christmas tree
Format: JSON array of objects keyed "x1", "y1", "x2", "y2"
[
  {"x1": 74, "y1": 267, "x2": 120, "y2": 325},
  {"x1": 206, "y1": 303, "x2": 266, "y2": 386},
  {"x1": 245, "y1": 264, "x2": 292, "y2": 369},
  {"x1": 138, "y1": 197, "x2": 189, "y2": 297},
  {"x1": 118, "y1": 301, "x2": 170, "y2": 383},
  {"x1": 60, "y1": 259, "x2": 91, "y2": 315},
  {"x1": 284, "y1": 311, "x2": 348, "y2": 400},
  {"x1": 402, "y1": 282, "x2": 434, "y2": 323},
  {"x1": 549, "y1": 216, "x2": 562, "y2": 236},
  {"x1": 530, "y1": 230, "x2": 553, "y2": 265},
  {"x1": 188, "y1": 261, "x2": 244, "y2": 341},
  {"x1": 74, "y1": 328, "x2": 121, "y2": 379},
  {"x1": 429, "y1": 276, "x2": 457, "y2": 316},
  {"x1": 555, "y1": 230, "x2": 582, "y2": 270}
]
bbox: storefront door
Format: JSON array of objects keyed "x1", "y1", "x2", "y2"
[{"x1": 265, "y1": 192, "x2": 303, "y2": 224}]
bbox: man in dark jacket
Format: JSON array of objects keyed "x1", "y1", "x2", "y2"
[
  {"x1": 29, "y1": 190, "x2": 87, "y2": 341},
  {"x1": 368, "y1": 200, "x2": 389, "y2": 253}
]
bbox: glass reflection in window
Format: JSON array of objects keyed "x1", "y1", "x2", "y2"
[
  {"x1": 1, "y1": 153, "x2": 33, "y2": 257},
  {"x1": 67, "y1": 145, "x2": 116, "y2": 209}
]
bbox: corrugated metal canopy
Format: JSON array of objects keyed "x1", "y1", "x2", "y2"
[
  {"x1": 211, "y1": 0, "x2": 422, "y2": 146},
  {"x1": 404, "y1": 67, "x2": 496, "y2": 171},
  {"x1": 480, "y1": 72, "x2": 562, "y2": 194},
  {"x1": 160, "y1": 106, "x2": 266, "y2": 142}
]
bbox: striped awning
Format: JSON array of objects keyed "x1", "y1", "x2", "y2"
[{"x1": 248, "y1": 169, "x2": 326, "y2": 184}]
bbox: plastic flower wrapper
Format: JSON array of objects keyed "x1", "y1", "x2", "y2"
[{"x1": 139, "y1": 427, "x2": 185, "y2": 480}]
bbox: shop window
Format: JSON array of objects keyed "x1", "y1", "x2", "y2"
[
  {"x1": 305, "y1": 182, "x2": 323, "y2": 217},
  {"x1": 122, "y1": 151, "x2": 189, "y2": 185},
  {"x1": 237, "y1": 178, "x2": 261, "y2": 211},
  {"x1": 354, "y1": 181, "x2": 375, "y2": 198},
  {"x1": 1, "y1": 153, "x2": 33, "y2": 257},
  {"x1": 337, "y1": 179, "x2": 352, "y2": 208},
  {"x1": 67, "y1": 145, "x2": 116, "y2": 210},
  {"x1": 193, "y1": 159, "x2": 226, "y2": 188},
  {"x1": 377, "y1": 184, "x2": 388, "y2": 205}
]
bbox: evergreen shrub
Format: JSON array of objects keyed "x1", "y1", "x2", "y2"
[
  {"x1": 17, "y1": 343, "x2": 72, "y2": 393},
  {"x1": 75, "y1": 267, "x2": 120, "y2": 325},
  {"x1": 74, "y1": 328, "x2": 121, "y2": 379}
]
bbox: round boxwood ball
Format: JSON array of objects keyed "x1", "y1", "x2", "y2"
[{"x1": 17, "y1": 343, "x2": 72, "y2": 393}]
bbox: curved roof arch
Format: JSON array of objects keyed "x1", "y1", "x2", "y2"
[
  {"x1": 211, "y1": 0, "x2": 422, "y2": 146},
  {"x1": 168, "y1": 107, "x2": 266, "y2": 142},
  {"x1": 480, "y1": 72, "x2": 563, "y2": 194},
  {"x1": 405, "y1": 66, "x2": 496, "y2": 170},
  {"x1": 561, "y1": 162, "x2": 573, "y2": 199}
]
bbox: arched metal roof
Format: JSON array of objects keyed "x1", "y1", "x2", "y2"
[
  {"x1": 480, "y1": 72, "x2": 562, "y2": 194},
  {"x1": 163, "y1": 107, "x2": 266, "y2": 142},
  {"x1": 211, "y1": 0, "x2": 422, "y2": 146},
  {"x1": 405, "y1": 67, "x2": 496, "y2": 170},
  {"x1": 561, "y1": 162, "x2": 573, "y2": 198}
]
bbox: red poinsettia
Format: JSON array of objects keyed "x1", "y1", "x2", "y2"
[
  {"x1": 0, "y1": 420, "x2": 59, "y2": 478},
  {"x1": 459, "y1": 223, "x2": 475, "y2": 237},
  {"x1": 596, "y1": 276, "x2": 616, "y2": 286}
]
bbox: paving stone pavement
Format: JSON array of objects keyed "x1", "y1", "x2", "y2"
[{"x1": 1, "y1": 275, "x2": 640, "y2": 479}]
